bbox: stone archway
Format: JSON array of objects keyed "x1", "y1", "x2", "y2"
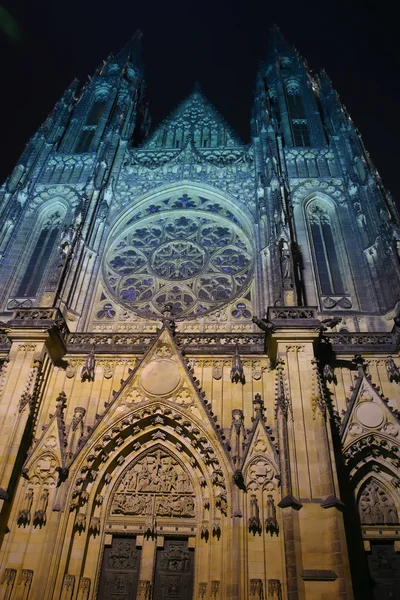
[{"x1": 97, "y1": 444, "x2": 200, "y2": 600}]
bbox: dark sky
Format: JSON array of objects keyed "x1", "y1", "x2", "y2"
[{"x1": 1, "y1": 0, "x2": 399, "y2": 201}]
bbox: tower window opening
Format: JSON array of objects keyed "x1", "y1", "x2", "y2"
[
  {"x1": 16, "y1": 222, "x2": 61, "y2": 297},
  {"x1": 287, "y1": 91, "x2": 310, "y2": 146},
  {"x1": 293, "y1": 121, "x2": 310, "y2": 147},
  {"x1": 86, "y1": 100, "x2": 106, "y2": 126},
  {"x1": 308, "y1": 206, "x2": 345, "y2": 295},
  {"x1": 76, "y1": 128, "x2": 95, "y2": 153},
  {"x1": 288, "y1": 94, "x2": 305, "y2": 119}
]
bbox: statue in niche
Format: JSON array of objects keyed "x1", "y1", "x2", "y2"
[
  {"x1": 248, "y1": 494, "x2": 261, "y2": 533},
  {"x1": 18, "y1": 488, "x2": 34, "y2": 526},
  {"x1": 386, "y1": 356, "x2": 400, "y2": 383},
  {"x1": 230, "y1": 345, "x2": 245, "y2": 384},
  {"x1": 81, "y1": 348, "x2": 95, "y2": 382},
  {"x1": 34, "y1": 489, "x2": 49, "y2": 526},
  {"x1": 358, "y1": 480, "x2": 398, "y2": 525},
  {"x1": 265, "y1": 495, "x2": 279, "y2": 535}
]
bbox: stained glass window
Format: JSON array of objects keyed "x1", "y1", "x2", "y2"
[
  {"x1": 308, "y1": 205, "x2": 344, "y2": 295},
  {"x1": 104, "y1": 194, "x2": 254, "y2": 318},
  {"x1": 16, "y1": 222, "x2": 61, "y2": 297}
]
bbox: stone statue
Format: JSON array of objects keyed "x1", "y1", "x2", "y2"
[
  {"x1": 265, "y1": 495, "x2": 279, "y2": 535},
  {"x1": 386, "y1": 356, "x2": 400, "y2": 383},
  {"x1": 230, "y1": 345, "x2": 245, "y2": 384},
  {"x1": 249, "y1": 494, "x2": 261, "y2": 532},
  {"x1": 34, "y1": 489, "x2": 49, "y2": 526},
  {"x1": 81, "y1": 349, "x2": 95, "y2": 382},
  {"x1": 18, "y1": 488, "x2": 34, "y2": 526}
]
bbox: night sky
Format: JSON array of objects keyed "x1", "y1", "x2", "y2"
[{"x1": 1, "y1": 0, "x2": 399, "y2": 201}]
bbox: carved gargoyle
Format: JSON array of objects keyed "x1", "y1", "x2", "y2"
[{"x1": 315, "y1": 316, "x2": 342, "y2": 333}]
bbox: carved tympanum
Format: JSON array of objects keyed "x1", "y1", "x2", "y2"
[
  {"x1": 111, "y1": 449, "x2": 195, "y2": 518},
  {"x1": 358, "y1": 479, "x2": 399, "y2": 525}
]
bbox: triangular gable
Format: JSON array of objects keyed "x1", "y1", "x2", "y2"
[
  {"x1": 341, "y1": 367, "x2": 400, "y2": 450},
  {"x1": 23, "y1": 392, "x2": 68, "y2": 485},
  {"x1": 241, "y1": 417, "x2": 280, "y2": 491},
  {"x1": 141, "y1": 89, "x2": 242, "y2": 149},
  {"x1": 71, "y1": 326, "x2": 230, "y2": 466}
]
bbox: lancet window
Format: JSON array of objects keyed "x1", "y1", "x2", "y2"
[
  {"x1": 75, "y1": 95, "x2": 107, "y2": 153},
  {"x1": 287, "y1": 90, "x2": 310, "y2": 147},
  {"x1": 16, "y1": 212, "x2": 63, "y2": 298},
  {"x1": 307, "y1": 204, "x2": 345, "y2": 295}
]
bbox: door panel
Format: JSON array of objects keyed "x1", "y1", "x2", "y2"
[
  {"x1": 153, "y1": 539, "x2": 194, "y2": 600},
  {"x1": 367, "y1": 542, "x2": 400, "y2": 600},
  {"x1": 98, "y1": 536, "x2": 141, "y2": 600}
]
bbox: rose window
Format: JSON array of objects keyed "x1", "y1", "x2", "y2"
[{"x1": 104, "y1": 209, "x2": 253, "y2": 318}]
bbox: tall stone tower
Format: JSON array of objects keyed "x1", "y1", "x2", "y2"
[{"x1": 0, "y1": 27, "x2": 399, "y2": 600}]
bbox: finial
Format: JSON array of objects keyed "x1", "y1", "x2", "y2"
[{"x1": 162, "y1": 303, "x2": 176, "y2": 335}]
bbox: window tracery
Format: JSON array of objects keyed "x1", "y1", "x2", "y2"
[
  {"x1": 16, "y1": 211, "x2": 63, "y2": 298},
  {"x1": 104, "y1": 196, "x2": 253, "y2": 318},
  {"x1": 307, "y1": 204, "x2": 345, "y2": 296}
]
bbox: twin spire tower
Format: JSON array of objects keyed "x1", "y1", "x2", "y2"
[{"x1": 0, "y1": 27, "x2": 399, "y2": 600}]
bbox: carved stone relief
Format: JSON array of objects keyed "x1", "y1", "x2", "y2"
[
  {"x1": 111, "y1": 449, "x2": 195, "y2": 518},
  {"x1": 358, "y1": 479, "x2": 399, "y2": 525},
  {"x1": 246, "y1": 457, "x2": 279, "y2": 491}
]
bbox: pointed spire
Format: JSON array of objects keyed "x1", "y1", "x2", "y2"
[
  {"x1": 116, "y1": 29, "x2": 143, "y2": 66},
  {"x1": 267, "y1": 24, "x2": 295, "y2": 60}
]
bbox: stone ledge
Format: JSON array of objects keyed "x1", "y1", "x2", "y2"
[{"x1": 301, "y1": 570, "x2": 337, "y2": 581}]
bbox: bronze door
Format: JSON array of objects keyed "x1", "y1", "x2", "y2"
[
  {"x1": 98, "y1": 536, "x2": 141, "y2": 600},
  {"x1": 367, "y1": 542, "x2": 400, "y2": 599},
  {"x1": 153, "y1": 538, "x2": 194, "y2": 600}
]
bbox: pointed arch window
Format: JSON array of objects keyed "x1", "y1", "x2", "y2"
[
  {"x1": 287, "y1": 89, "x2": 310, "y2": 147},
  {"x1": 75, "y1": 95, "x2": 107, "y2": 153},
  {"x1": 308, "y1": 205, "x2": 344, "y2": 295},
  {"x1": 16, "y1": 213, "x2": 62, "y2": 297}
]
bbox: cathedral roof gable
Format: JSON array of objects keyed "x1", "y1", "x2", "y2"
[
  {"x1": 23, "y1": 392, "x2": 68, "y2": 478},
  {"x1": 68, "y1": 325, "x2": 230, "y2": 469},
  {"x1": 141, "y1": 88, "x2": 243, "y2": 149},
  {"x1": 241, "y1": 415, "x2": 279, "y2": 472},
  {"x1": 340, "y1": 366, "x2": 400, "y2": 450}
]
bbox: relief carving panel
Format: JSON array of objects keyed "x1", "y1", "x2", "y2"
[{"x1": 111, "y1": 449, "x2": 196, "y2": 518}]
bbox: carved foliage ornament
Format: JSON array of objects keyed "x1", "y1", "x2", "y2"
[{"x1": 111, "y1": 449, "x2": 196, "y2": 518}]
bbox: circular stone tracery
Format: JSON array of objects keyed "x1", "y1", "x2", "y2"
[
  {"x1": 104, "y1": 201, "x2": 254, "y2": 319},
  {"x1": 151, "y1": 241, "x2": 205, "y2": 279}
]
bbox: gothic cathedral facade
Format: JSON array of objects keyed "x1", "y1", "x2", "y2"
[{"x1": 0, "y1": 28, "x2": 399, "y2": 600}]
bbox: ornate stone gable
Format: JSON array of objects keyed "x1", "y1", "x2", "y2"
[
  {"x1": 72, "y1": 326, "x2": 229, "y2": 460},
  {"x1": 241, "y1": 417, "x2": 280, "y2": 492},
  {"x1": 340, "y1": 367, "x2": 400, "y2": 451},
  {"x1": 141, "y1": 89, "x2": 242, "y2": 149},
  {"x1": 22, "y1": 391, "x2": 69, "y2": 484}
]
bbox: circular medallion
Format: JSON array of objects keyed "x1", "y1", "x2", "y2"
[
  {"x1": 356, "y1": 403, "x2": 384, "y2": 428},
  {"x1": 140, "y1": 359, "x2": 181, "y2": 395}
]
